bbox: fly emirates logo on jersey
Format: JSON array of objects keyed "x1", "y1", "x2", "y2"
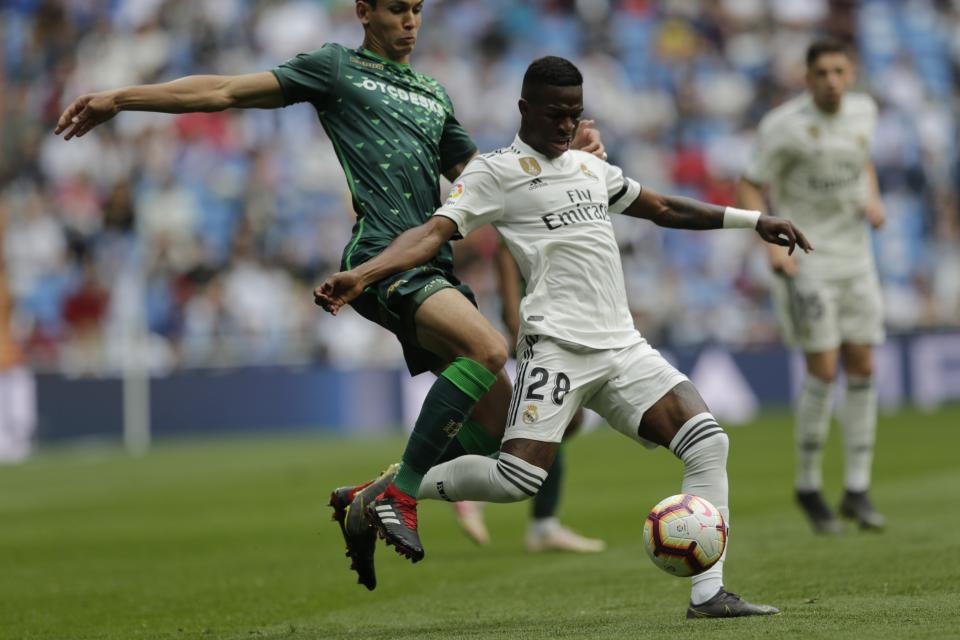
[
  {"x1": 354, "y1": 78, "x2": 447, "y2": 116},
  {"x1": 541, "y1": 188, "x2": 610, "y2": 231}
]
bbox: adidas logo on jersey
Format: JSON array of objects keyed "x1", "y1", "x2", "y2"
[{"x1": 528, "y1": 178, "x2": 548, "y2": 190}]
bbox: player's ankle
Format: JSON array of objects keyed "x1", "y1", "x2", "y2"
[
  {"x1": 690, "y1": 582, "x2": 723, "y2": 606},
  {"x1": 529, "y1": 517, "x2": 560, "y2": 537},
  {"x1": 385, "y1": 482, "x2": 418, "y2": 502}
]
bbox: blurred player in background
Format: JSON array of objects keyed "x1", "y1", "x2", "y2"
[
  {"x1": 317, "y1": 56, "x2": 811, "y2": 617},
  {"x1": 736, "y1": 38, "x2": 886, "y2": 534},
  {"x1": 452, "y1": 243, "x2": 605, "y2": 553},
  {"x1": 54, "y1": 0, "x2": 603, "y2": 587}
]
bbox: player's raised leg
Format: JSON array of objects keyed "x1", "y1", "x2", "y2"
[
  {"x1": 333, "y1": 358, "x2": 509, "y2": 583},
  {"x1": 415, "y1": 335, "x2": 580, "y2": 507},
  {"x1": 365, "y1": 288, "x2": 507, "y2": 562},
  {"x1": 837, "y1": 343, "x2": 885, "y2": 529}
]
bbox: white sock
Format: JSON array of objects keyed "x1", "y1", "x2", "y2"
[
  {"x1": 795, "y1": 375, "x2": 834, "y2": 492},
  {"x1": 418, "y1": 453, "x2": 547, "y2": 503},
  {"x1": 669, "y1": 413, "x2": 729, "y2": 606},
  {"x1": 839, "y1": 375, "x2": 877, "y2": 492}
]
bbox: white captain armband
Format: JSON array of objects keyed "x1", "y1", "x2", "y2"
[
  {"x1": 722, "y1": 207, "x2": 761, "y2": 229},
  {"x1": 608, "y1": 178, "x2": 642, "y2": 215}
]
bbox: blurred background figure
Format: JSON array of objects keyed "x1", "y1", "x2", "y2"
[{"x1": 737, "y1": 38, "x2": 887, "y2": 534}]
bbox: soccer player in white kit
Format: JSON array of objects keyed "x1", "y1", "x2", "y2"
[
  {"x1": 317, "y1": 56, "x2": 810, "y2": 617},
  {"x1": 736, "y1": 38, "x2": 886, "y2": 534}
]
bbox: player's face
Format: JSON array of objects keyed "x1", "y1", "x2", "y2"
[
  {"x1": 357, "y1": 1, "x2": 423, "y2": 61},
  {"x1": 518, "y1": 85, "x2": 584, "y2": 159},
  {"x1": 806, "y1": 52, "x2": 853, "y2": 113}
]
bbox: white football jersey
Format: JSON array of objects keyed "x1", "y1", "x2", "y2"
[
  {"x1": 435, "y1": 135, "x2": 642, "y2": 350},
  {"x1": 744, "y1": 92, "x2": 878, "y2": 279}
]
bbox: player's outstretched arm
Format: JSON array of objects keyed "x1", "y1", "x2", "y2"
[
  {"x1": 54, "y1": 72, "x2": 284, "y2": 140},
  {"x1": 622, "y1": 188, "x2": 812, "y2": 255},
  {"x1": 314, "y1": 216, "x2": 459, "y2": 315},
  {"x1": 737, "y1": 177, "x2": 803, "y2": 276}
]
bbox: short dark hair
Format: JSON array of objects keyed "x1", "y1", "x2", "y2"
[
  {"x1": 806, "y1": 37, "x2": 850, "y2": 67},
  {"x1": 521, "y1": 56, "x2": 583, "y2": 98}
]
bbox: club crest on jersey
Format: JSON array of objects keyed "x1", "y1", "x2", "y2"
[
  {"x1": 807, "y1": 125, "x2": 820, "y2": 139},
  {"x1": 445, "y1": 182, "x2": 465, "y2": 205},
  {"x1": 519, "y1": 157, "x2": 542, "y2": 176},
  {"x1": 522, "y1": 404, "x2": 538, "y2": 424},
  {"x1": 580, "y1": 163, "x2": 598, "y2": 180}
]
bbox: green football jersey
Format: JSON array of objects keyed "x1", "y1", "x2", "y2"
[{"x1": 272, "y1": 44, "x2": 477, "y2": 271}]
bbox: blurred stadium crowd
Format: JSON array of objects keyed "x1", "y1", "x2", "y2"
[{"x1": 1, "y1": 0, "x2": 958, "y2": 375}]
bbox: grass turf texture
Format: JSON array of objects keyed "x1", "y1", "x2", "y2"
[{"x1": 2, "y1": 408, "x2": 959, "y2": 640}]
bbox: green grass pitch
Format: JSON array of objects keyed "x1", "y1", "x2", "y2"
[{"x1": 2, "y1": 407, "x2": 959, "y2": 639}]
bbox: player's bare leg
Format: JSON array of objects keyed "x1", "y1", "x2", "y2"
[
  {"x1": 837, "y1": 343, "x2": 884, "y2": 530},
  {"x1": 364, "y1": 288, "x2": 507, "y2": 562},
  {"x1": 795, "y1": 349, "x2": 845, "y2": 534},
  {"x1": 636, "y1": 382, "x2": 779, "y2": 618}
]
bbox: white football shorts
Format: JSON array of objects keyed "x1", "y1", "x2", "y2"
[
  {"x1": 502, "y1": 335, "x2": 688, "y2": 446},
  {"x1": 770, "y1": 270, "x2": 885, "y2": 353}
]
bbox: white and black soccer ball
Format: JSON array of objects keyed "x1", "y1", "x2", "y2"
[{"x1": 642, "y1": 493, "x2": 727, "y2": 577}]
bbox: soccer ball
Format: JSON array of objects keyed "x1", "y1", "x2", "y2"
[{"x1": 642, "y1": 493, "x2": 727, "y2": 577}]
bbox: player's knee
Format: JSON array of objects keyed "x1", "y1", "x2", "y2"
[
  {"x1": 469, "y1": 334, "x2": 509, "y2": 373},
  {"x1": 806, "y1": 360, "x2": 838, "y2": 383}
]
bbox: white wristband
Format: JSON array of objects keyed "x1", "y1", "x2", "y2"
[{"x1": 722, "y1": 206, "x2": 761, "y2": 229}]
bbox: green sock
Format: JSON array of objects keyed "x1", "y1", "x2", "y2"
[
  {"x1": 435, "y1": 419, "x2": 500, "y2": 463},
  {"x1": 532, "y1": 446, "x2": 564, "y2": 519},
  {"x1": 454, "y1": 419, "x2": 502, "y2": 457},
  {"x1": 393, "y1": 358, "x2": 497, "y2": 497}
]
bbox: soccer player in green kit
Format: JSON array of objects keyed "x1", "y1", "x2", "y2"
[{"x1": 55, "y1": 0, "x2": 604, "y2": 587}]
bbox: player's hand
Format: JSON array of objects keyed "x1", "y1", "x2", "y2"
[
  {"x1": 572, "y1": 119, "x2": 607, "y2": 161},
  {"x1": 756, "y1": 216, "x2": 812, "y2": 257},
  {"x1": 864, "y1": 199, "x2": 886, "y2": 230},
  {"x1": 313, "y1": 271, "x2": 364, "y2": 315},
  {"x1": 54, "y1": 91, "x2": 119, "y2": 140}
]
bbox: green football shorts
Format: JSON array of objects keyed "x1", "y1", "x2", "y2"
[{"x1": 349, "y1": 265, "x2": 478, "y2": 375}]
